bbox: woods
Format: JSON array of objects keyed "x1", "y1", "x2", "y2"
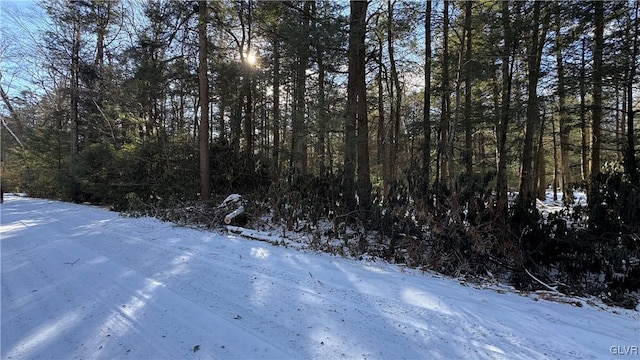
[{"x1": 1, "y1": 0, "x2": 639, "y2": 307}]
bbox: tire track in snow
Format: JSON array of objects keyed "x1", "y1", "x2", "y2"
[
  {"x1": 46, "y1": 209, "x2": 519, "y2": 358},
  {"x1": 2, "y1": 200, "x2": 294, "y2": 359},
  {"x1": 68, "y1": 225, "x2": 458, "y2": 358},
  {"x1": 23, "y1": 205, "x2": 417, "y2": 357},
  {"x1": 3, "y1": 197, "x2": 634, "y2": 359}
]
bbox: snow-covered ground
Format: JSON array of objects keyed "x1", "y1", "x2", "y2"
[
  {"x1": 536, "y1": 188, "x2": 588, "y2": 217},
  {"x1": 1, "y1": 195, "x2": 638, "y2": 359}
]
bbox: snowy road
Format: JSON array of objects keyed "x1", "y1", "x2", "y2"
[{"x1": 1, "y1": 195, "x2": 638, "y2": 359}]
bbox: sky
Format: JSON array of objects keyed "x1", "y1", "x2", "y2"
[{"x1": 0, "y1": 0, "x2": 48, "y2": 98}]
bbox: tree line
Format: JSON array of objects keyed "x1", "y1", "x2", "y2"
[{"x1": 1, "y1": 0, "x2": 639, "y2": 307}]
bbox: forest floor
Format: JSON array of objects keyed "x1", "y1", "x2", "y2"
[{"x1": 1, "y1": 194, "x2": 639, "y2": 359}]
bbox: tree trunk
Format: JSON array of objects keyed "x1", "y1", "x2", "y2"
[
  {"x1": 555, "y1": 4, "x2": 574, "y2": 204},
  {"x1": 452, "y1": 0, "x2": 464, "y2": 191},
  {"x1": 580, "y1": 38, "x2": 589, "y2": 183},
  {"x1": 624, "y1": 2, "x2": 639, "y2": 184},
  {"x1": 198, "y1": 0, "x2": 211, "y2": 201},
  {"x1": 292, "y1": 1, "x2": 311, "y2": 174},
  {"x1": 590, "y1": 1, "x2": 604, "y2": 183},
  {"x1": 93, "y1": 2, "x2": 110, "y2": 69},
  {"x1": 243, "y1": 1, "x2": 253, "y2": 159},
  {"x1": 535, "y1": 112, "x2": 546, "y2": 201},
  {"x1": 71, "y1": 19, "x2": 80, "y2": 155},
  {"x1": 314, "y1": 3, "x2": 327, "y2": 176},
  {"x1": 519, "y1": 1, "x2": 548, "y2": 205},
  {"x1": 231, "y1": 89, "x2": 242, "y2": 153},
  {"x1": 422, "y1": 0, "x2": 432, "y2": 191},
  {"x1": 552, "y1": 113, "x2": 559, "y2": 202},
  {"x1": 496, "y1": 0, "x2": 513, "y2": 215},
  {"x1": 272, "y1": 36, "x2": 281, "y2": 178},
  {"x1": 376, "y1": 30, "x2": 390, "y2": 198},
  {"x1": 463, "y1": 0, "x2": 473, "y2": 176},
  {"x1": 355, "y1": 1, "x2": 371, "y2": 210},
  {"x1": 317, "y1": 61, "x2": 327, "y2": 176},
  {"x1": 386, "y1": 0, "x2": 401, "y2": 189},
  {"x1": 344, "y1": 1, "x2": 359, "y2": 211},
  {"x1": 344, "y1": 0, "x2": 369, "y2": 211},
  {"x1": 436, "y1": 0, "x2": 450, "y2": 191},
  {"x1": 243, "y1": 75, "x2": 253, "y2": 157},
  {"x1": 218, "y1": 90, "x2": 226, "y2": 141}
]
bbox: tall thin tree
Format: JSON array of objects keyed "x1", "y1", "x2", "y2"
[
  {"x1": 496, "y1": 0, "x2": 514, "y2": 215},
  {"x1": 198, "y1": 0, "x2": 210, "y2": 201},
  {"x1": 71, "y1": 9, "x2": 80, "y2": 155},
  {"x1": 292, "y1": 2, "x2": 311, "y2": 174},
  {"x1": 344, "y1": 0, "x2": 369, "y2": 211},
  {"x1": 519, "y1": 1, "x2": 549, "y2": 204},
  {"x1": 590, "y1": 1, "x2": 604, "y2": 185},
  {"x1": 554, "y1": 3, "x2": 574, "y2": 204},
  {"x1": 435, "y1": 0, "x2": 450, "y2": 190},
  {"x1": 624, "y1": 2, "x2": 639, "y2": 184},
  {"x1": 422, "y1": 1, "x2": 432, "y2": 191},
  {"x1": 580, "y1": 37, "x2": 589, "y2": 183},
  {"x1": 463, "y1": 1, "x2": 473, "y2": 176}
]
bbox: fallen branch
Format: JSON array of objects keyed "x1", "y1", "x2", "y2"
[
  {"x1": 224, "y1": 206, "x2": 245, "y2": 225},
  {"x1": 226, "y1": 225, "x2": 281, "y2": 245},
  {"x1": 524, "y1": 268, "x2": 561, "y2": 294}
]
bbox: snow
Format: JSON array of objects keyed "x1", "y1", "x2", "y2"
[
  {"x1": 221, "y1": 194, "x2": 243, "y2": 207},
  {"x1": 537, "y1": 188, "x2": 588, "y2": 216},
  {"x1": 1, "y1": 194, "x2": 638, "y2": 359}
]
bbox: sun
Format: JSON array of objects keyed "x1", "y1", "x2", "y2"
[{"x1": 246, "y1": 51, "x2": 257, "y2": 66}]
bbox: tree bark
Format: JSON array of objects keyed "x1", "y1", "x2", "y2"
[
  {"x1": 376, "y1": 25, "x2": 390, "y2": 198},
  {"x1": 344, "y1": 0, "x2": 369, "y2": 211},
  {"x1": 243, "y1": 1, "x2": 253, "y2": 159},
  {"x1": 387, "y1": 0, "x2": 402, "y2": 188},
  {"x1": 317, "y1": 59, "x2": 327, "y2": 176},
  {"x1": 580, "y1": 38, "x2": 589, "y2": 183},
  {"x1": 355, "y1": 1, "x2": 371, "y2": 210},
  {"x1": 496, "y1": 0, "x2": 513, "y2": 215},
  {"x1": 535, "y1": 112, "x2": 546, "y2": 200},
  {"x1": 552, "y1": 112, "x2": 559, "y2": 201},
  {"x1": 463, "y1": 1, "x2": 473, "y2": 176},
  {"x1": 422, "y1": 1, "x2": 432, "y2": 191},
  {"x1": 291, "y1": 1, "x2": 311, "y2": 174},
  {"x1": 436, "y1": 0, "x2": 450, "y2": 191},
  {"x1": 314, "y1": 3, "x2": 328, "y2": 176},
  {"x1": 71, "y1": 18, "x2": 80, "y2": 155},
  {"x1": 590, "y1": 1, "x2": 604, "y2": 183},
  {"x1": 624, "y1": 2, "x2": 639, "y2": 184},
  {"x1": 198, "y1": 0, "x2": 211, "y2": 201},
  {"x1": 272, "y1": 36, "x2": 281, "y2": 178},
  {"x1": 519, "y1": 1, "x2": 548, "y2": 204},
  {"x1": 555, "y1": 4, "x2": 574, "y2": 204}
]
